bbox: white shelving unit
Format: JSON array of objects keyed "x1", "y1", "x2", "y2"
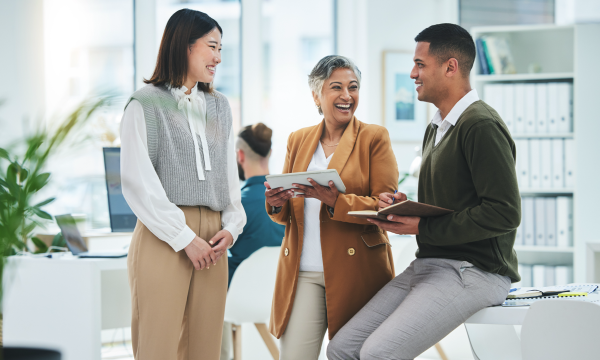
[
  {"x1": 512, "y1": 133, "x2": 573, "y2": 139},
  {"x1": 471, "y1": 23, "x2": 600, "y2": 282},
  {"x1": 519, "y1": 189, "x2": 574, "y2": 196},
  {"x1": 473, "y1": 73, "x2": 575, "y2": 82}
]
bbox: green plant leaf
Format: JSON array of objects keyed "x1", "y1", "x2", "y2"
[
  {"x1": 29, "y1": 172, "x2": 51, "y2": 192},
  {"x1": 23, "y1": 137, "x2": 43, "y2": 162},
  {"x1": 23, "y1": 221, "x2": 37, "y2": 236},
  {"x1": 7, "y1": 163, "x2": 18, "y2": 185},
  {"x1": 0, "y1": 147, "x2": 9, "y2": 160},
  {"x1": 31, "y1": 237, "x2": 48, "y2": 254},
  {"x1": 51, "y1": 232, "x2": 66, "y2": 248},
  {"x1": 34, "y1": 197, "x2": 56, "y2": 208},
  {"x1": 19, "y1": 168, "x2": 29, "y2": 182},
  {"x1": 397, "y1": 173, "x2": 410, "y2": 185},
  {"x1": 32, "y1": 207, "x2": 53, "y2": 220}
]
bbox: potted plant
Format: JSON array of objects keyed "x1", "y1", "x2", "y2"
[{"x1": 0, "y1": 97, "x2": 108, "y2": 357}]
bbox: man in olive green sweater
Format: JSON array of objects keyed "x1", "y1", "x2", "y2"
[{"x1": 328, "y1": 24, "x2": 521, "y2": 360}]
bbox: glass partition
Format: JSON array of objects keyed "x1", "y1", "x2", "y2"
[
  {"x1": 42, "y1": 0, "x2": 135, "y2": 230},
  {"x1": 261, "y1": 0, "x2": 336, "y2": 174},
  {"x1": 156, "y1": 0, "x2": 242, "y2": 131}
]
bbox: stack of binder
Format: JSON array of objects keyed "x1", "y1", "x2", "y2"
[
  {"x1": 516, "y1": 196, "x2": 573, "y2": 247},
  {"x1": 514, "y1": 138, "x2": 575, "y2": 190},
  {"x1": 483, "y1": 82, "x2": 573, "y2": 135},
  {"x1": 518, "y1": 264, "x2": 574, "y2": 288}
]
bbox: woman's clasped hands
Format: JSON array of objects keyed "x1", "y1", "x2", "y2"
[{"x1": 183, "y1": 230, "x2": 232, "y2": 270}]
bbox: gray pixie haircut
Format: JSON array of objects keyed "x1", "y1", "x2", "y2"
[{"x1": 308, "y1": 55, "x2": 361, "y2": 114}]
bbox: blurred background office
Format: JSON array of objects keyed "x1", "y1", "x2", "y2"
[{"x1": 1, "y1": 0, "x2": 600, "y2": 360}]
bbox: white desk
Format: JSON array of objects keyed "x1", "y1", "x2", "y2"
[
  {"x1": 463, "y1": 292, "x2": 600, "y2": 360},
  {"x1": 3, "y1": 255, "x2": 131, "y2": 360}
]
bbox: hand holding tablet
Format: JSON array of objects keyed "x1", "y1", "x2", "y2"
[{"x1": 265, "y1": 169, "x2": 346, "y2": 196}]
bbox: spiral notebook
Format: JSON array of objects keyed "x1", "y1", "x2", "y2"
[{"x1": 503, "y1": 284, "x2": 598, "y2": 307}]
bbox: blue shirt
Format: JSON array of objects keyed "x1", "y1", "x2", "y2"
[{"x1": 228, "y1": 175, "x2": 284, "y2": 287}]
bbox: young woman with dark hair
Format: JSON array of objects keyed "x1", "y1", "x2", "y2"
[{"x1": 120, "y1": 9, "x2": 246, "y2": 360}]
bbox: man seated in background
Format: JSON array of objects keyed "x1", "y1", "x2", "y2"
[{"x1": 221, "y1": 123, "x2": 284, "y2": 360}]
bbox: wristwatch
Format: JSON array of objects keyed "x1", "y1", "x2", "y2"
[{"x1": 327, "y1": 206, "x2": 335, "y2": 217}]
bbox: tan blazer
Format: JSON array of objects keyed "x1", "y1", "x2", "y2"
[{"x1": 266, "y1": 117, "x2": 399, "y2": 339}]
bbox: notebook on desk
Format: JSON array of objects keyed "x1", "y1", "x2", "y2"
[{"x1": 503, "y1": 284, "x2": 599, "y2": 306}]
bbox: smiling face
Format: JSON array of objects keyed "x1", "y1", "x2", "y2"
[
  {"x1": 314, "y1": 68, "x2": 360, "y2": 126},
  {"x1": 186, "y1": 27, "x2": 222, "y2": 85},
  {"x1": 410, "y1": 41, "x2": 449, "y2": 104}
]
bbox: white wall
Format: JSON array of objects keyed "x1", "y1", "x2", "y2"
[
  {"x1": 0, "y1": 0, "x2": 46, "y2": 146},
  {"x1": 337, "y1": 0, "x2": 459, "y2": 173}
]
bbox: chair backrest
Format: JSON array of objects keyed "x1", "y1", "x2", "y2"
[
  {"x1": 521, "y1": 299, "x2": 600, "y2": 360},
  {"x1": 224, "y1": 246, "x2": 281, "y2": 324},
  {"x1": 3, "y1": 347, "x2": 61, "y2": 360}
]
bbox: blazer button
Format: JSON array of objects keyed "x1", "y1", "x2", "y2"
[
  {"x1": 289, "y1": 216, "x2": 292, "y2": 224},
  {"x1": 285, "y1": 248, "x2": 289, "y2": 256},
  {"x1": 348, "y1": 248, "x2": 355, "y2": 256}
]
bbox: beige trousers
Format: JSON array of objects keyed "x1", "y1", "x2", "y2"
[
  {"x1": 128, "y1": 206, "x2": 228, "y2": 360},
  {"x1": 280, "y1": 271, "x2": 328, "y2": 360}
]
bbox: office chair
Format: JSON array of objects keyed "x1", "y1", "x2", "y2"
[
  {"x1": 521, "y1": 299, "x2": 600, "y2": 360},
  {"x1": 224, "y1": 246, "x2": 281, "y2": 360}
]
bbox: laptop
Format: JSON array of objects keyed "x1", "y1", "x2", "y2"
[
  {"x1": 55, "y1": 214, "x2": 128, "y2": 258},
  {"x1": 103, "y1": 147, "x2": 137, "y2": 232}
]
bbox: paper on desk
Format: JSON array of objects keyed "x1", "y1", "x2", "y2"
[
  {"x1": 509, "y1": 284, "x2": 598, "y2": 297},
  {"x1": 561, "y1": 283, "x2": 598, "y2": 294},
  {"x1": 503, "y1": 284, "x2": 599, "y2": 307}
]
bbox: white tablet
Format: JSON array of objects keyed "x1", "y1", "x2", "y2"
[{"x1": 265, "y1": 169, "x2": 346, "y2": 194}]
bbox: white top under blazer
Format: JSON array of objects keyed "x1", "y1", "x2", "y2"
[{"x1": 299, "y1": 142, "x2": 333, "y2": 272}]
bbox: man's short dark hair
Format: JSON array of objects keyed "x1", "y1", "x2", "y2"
[{"x1": 415, "y1": 23, "x2": 476, "y2": 77}]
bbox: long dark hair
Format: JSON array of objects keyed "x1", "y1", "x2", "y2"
[{"x1": 145, "y1": 9, "x2": 222, "y2": 92}]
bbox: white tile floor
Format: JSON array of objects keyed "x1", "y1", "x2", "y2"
[
  {"x1": 101, "y1": 324, "x2": 475, "y2": 360},
  {"x1": 103, "y1": 237, "x2": 478, "y2": 360}
]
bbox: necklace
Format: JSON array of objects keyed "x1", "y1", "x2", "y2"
[{"x1": 320, "y1": 140, "x2": 339, "y2": 147}]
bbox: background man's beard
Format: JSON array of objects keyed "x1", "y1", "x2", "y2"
[{"x1": 237, "y1": 163, "x2": 245, "y2": 181}]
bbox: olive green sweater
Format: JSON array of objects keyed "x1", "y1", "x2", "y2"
[{"x1": 417, "y1": 100, "x2": 521, "y2": 282}]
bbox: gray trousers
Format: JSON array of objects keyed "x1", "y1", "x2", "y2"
[{"x1": 327, "y1": 258, "x2": 511, "y2": 360}]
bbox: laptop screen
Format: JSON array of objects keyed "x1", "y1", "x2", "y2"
[
  {"x1": 103, "y1": 147, "x2": 137, "y2": 232},
  {"x1": 55, "y1": 214, "x2": 88, "y2": 255}
]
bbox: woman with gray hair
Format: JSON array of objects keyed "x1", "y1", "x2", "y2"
[{"x1": 264, "y1": 55, "x2": 399, "y2": 358}]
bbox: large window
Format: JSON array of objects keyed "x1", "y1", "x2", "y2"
[
  {"x1": 23, "y1": 0, "x2": 330, "y2": 230},
  {"x1": 460, "y1": 0, "x2": 555, "y2": 30},
  {"x1": 261, "y1": 0, "x2": 336, "y2": 174},
  {"x1": 42, "y1": 0, "x2": 135, "y2": 230},
  {"x1": 156, "y1": 0, "x2": 242, "y2": 131}
]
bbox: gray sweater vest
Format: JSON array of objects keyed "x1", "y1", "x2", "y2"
[{"x1": 128, "y1": 84, "x2": 232, "y2": 211}]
